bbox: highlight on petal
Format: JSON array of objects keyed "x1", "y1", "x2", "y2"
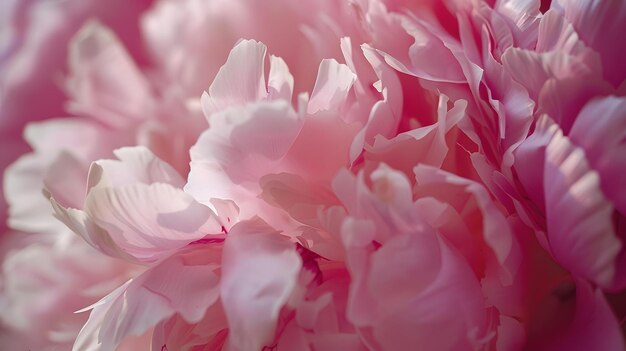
[
  {"x1": 516, "y1": 115, "x2": 621, "y2": 287},
  {"x1": 268, "y1": 55, "x2": 295, "y2": 102},
  {"x1": 307, "y1": 59, "x2": 356, "y2": 114},
  {"x1": 568, "y1": 96, "x2": 626, "y2": 214},
  {"x1": 201, "y1": 39, "x2": 268, "y2": 115},
  {"x1": 544, "y1": 123, "x2": 620, "y2": 287}
]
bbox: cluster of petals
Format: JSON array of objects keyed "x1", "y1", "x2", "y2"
[{"x1": 1, "y1": 0, "x2": 625, "y2": 350}]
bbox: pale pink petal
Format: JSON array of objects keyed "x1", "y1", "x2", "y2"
[
  {"x1": 221, "y1": 218, "x2": 301, "y2": 351},
  {"x1": 187, "y1": 100, "x2": 302, "y2": 205},
  {"x1": 475, "y1": 4, "x2": 515, "y2": 57},
  {"x1": 295, "y1": 293, "x2": 337, "y2": 332},
  {"x1": 74, "y1": 247, "x2": 221, "y2": 351},
  {"x1": 87, "y1": 146, "x2": 185, "y2": 192},
  {"x1": 66, "y1": 21, "x2": 153, "y2": 128},
  {"x1": 307, "y1": 59, "x2": 356, "y2": 114},
  {"x1": 43, "y1": 152, "x2": 89, "y2": 209},
  {"x1": 284, "y1": 261, "x2": 365, "y2": 350},
  {"x1": 201, "y1": 39, "x2": 268, "y2": 115},
  {"x1": 339, "y1": 37, "x2": 377, "y2": 107},
  {"x1": 209, "y1": 198, "x2": 240, "y2": 232},
  {"x1": 22, "y1": 118, "x2": 124, "y2": 161},
  {"x1": 140, "y1": 0, "x2": 237, "y2": 96},
  {"x1": 268, "y1": 55, "x2": 294, "y2": 102},
  {"x1": 4, "y1": 119, "x2": 126, "y2": 234},
  {"x1": 141, "y1": 0, "x2": 360, "y2": 98},
  {"x1": 296, "y1": 205, "x2": 348, "y2": 262},
  {"x1": 84, "y1": 182, "x2": 221, "y2": 262},
  {"x1": 50, "y1": 197, "x2": 134, "y2": 261},
  {"x1": 530, "y1": 9, "x2": 609, "y2": 131},
  {"x1": 4, "y1": 154, "x2": 71, "y2": 234},
  {"x1": 355, "y1": 1, "x2": 416, "y2": 76},
  {"x1": 5, "y1": 0, "x2": 626, "y2": 349},
  {"x1": 72, "y1": 281, "x2": 130, "y2": 351},
  {"x1": 47, "y1": 147, "x2": 218, "y2": 262},
  {"x1": 338, "y1": 217, "x2": 378, "y2": 325}
]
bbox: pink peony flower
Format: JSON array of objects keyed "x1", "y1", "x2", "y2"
[{"x1": 2, "y1": 0, "x2": 626, "y2": 349}]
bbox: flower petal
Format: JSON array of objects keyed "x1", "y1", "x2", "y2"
[
  {"x1": 74, "y1": 247, "x2": 221, "y2": 351},
  {"x1": 201, "y1": 39, "x2": 268, "y2": 115},
  {"x1": 84, "y1": 182, "x2": 221, "y2": 262},
  {"x1": 221, "y1": 219, "x2": 301, "y2": 351},
  {"x1": 569, "y1": 96, "x2": 626, "y2": 214},
  {"x1": 307, "y1": 59, "x2": 356, "y2": 114},
  {"x1": 67, "y1": 21, "x2": 153, "y2": 127}
]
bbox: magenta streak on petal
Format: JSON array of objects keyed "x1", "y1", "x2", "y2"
[
  {"x1": 296, "y1": 243, "x2": 324, "y2": 286},
  {"x1": 189, "y1": 237, "x2": 226, "y2": 245}
]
